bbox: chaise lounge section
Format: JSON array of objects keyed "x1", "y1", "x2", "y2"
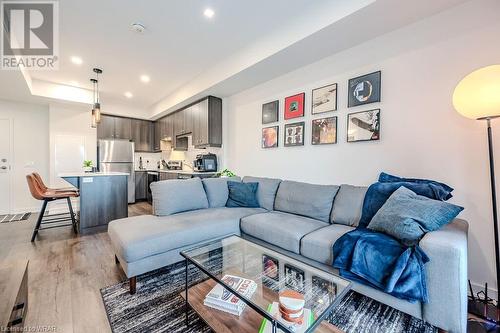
[{"x1": 107, "y1": 176, "x2": 468, "y2": 333}]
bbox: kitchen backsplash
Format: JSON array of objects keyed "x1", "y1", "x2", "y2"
[{"x1": 135, "y1": 135, "x2": 222, "y2": 171}]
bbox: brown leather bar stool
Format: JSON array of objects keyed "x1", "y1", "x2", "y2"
[
  {"x1": 26, "y1": 174, "x2": 79, "y2": 242},
  {"x1": 32, "y1": 172, "x2": 79, "y2": 194}
]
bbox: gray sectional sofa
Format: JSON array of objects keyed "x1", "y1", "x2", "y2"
[{"x1": 107, "y1": 176, "x2": 468, "y2": 333}]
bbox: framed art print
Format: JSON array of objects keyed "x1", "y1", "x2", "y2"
[
  {"x1": 262, "y1": 100, "x2": 279, "y2": 124},
  {"x1": 312, "y1": 117, "x2": 337, "y2": 145},
  {"x1": 284, "y1": 122, "x2": 305, "y2": 147},
  {"x1": 348, "y1": 71, "x2": 381, "y2": 107},
  {"x1": 262, "y1": 126, "x2": 279, "y2": 148},
  {"x1": 284, "y1": 92, "x2": 305, "y2": 120},
  {"x1": 347, "y1": 109, "x2": 380, "y2": 142},
  {"x1": 312, "y1": 83, "x2": 337, "y2": 114}
]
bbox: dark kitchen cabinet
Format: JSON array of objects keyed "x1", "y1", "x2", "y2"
[
  {"x1": 114, "y1": 117, "x2": 132, "y2": 140},
  {"x1": 173, "y1": 111, "x2": 185, "y2": 136},
  {"x1": 135, "y1": 171, "x2": 147, "y2": 200},
  {"x1": 131, "y1": 119, "x2": 153, "y2": 152},
  {"x1": 160, "y1": 115, "x2": 174, "y2": 140},
  {"x1": 183, "y1": 106, "x2": 194, "y2": 134},
  {"x1": 97, "y1": 115, "x2": 132, "y2": 141},
  {"x1": 96, "y1": 115, "x2": 115, "y2": 139},
  {"x1": 192, "y1": 96, "x2": 222, "y2": 148},
  {"x1": 153, "y1": 120, "x2": 162, "y2": 152}
]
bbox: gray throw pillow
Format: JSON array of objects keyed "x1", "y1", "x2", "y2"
[
  {"x1": 151, "y1": 178, "x2": 209, "y2": 216},
  {"x1": 368, "y1": 186, "x2": 464, "y2": 245},
  {"x1": 202, "y1": 176, "x2": 241, "y2": 208},
  {"x1": 330, "y1": 184, "x2": 368, "y2": 226}
]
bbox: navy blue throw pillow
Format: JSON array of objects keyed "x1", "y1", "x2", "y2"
[
  {"x1": 368, "y1": 186, "x2": 464, "y2": 246},
  {"x1": 226, "y1": 181, "x2": 259, "y2": 208},
  {"x1": 378, "y1": 172, "x2": 454, "y2": 197}
]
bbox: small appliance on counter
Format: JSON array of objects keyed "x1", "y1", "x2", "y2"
[
  {"x1": 193, "y1": 153, "x2": 217, "y2": 172},
  {"x1": 166, "y1": 160, "x2": 182, "y2": 170}
]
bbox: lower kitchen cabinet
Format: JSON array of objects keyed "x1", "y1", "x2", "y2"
[{"x1": 135, "y1": 171, "x2": 147, "y2": 200}]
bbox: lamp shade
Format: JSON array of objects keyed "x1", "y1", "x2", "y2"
[{"x1": 453, "y1": 65, "x2": 500, "y2": 119}]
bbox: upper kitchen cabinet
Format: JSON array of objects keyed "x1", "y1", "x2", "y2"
[
  {"x1": 192, "y1": 96, "x2": 222, "y2": 148},
  {"x1": 97, "y1": 115, "x2": 132, "y2": 140},
  {"x1": 131, "y1": 119, "x2": 154, "y2": 152},
  {"x1": 153, "y1": 120, "x2": 162, "y2": 152}
]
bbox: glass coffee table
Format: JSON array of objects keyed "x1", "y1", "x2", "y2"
[{"x1": 180, "y1": 235, "x2": 351, "y2": 333}]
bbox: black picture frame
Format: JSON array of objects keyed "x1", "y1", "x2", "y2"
[
  {"x1": 347, "y1": 109, "x2": 381, "y2": 143},
  {"x1": 311, "y1": 83, "x2": 337, "y2": 114},
  {"x1": 284, "y1": 122, "x2": 305, "y2": 147},
  {"x1": 262, "y1": 254, "x2": 280, "y2": 282},
  {"x1": 262, "y1": 126, "x2": 279, "y2": 149},
  {"x1": 284, "y1": 264, "x2": 305, "y2": 292},
  {"x1": 311, "y1": 116, "x2": 337, "y2": 145},
  {"x1": 348, "y1": 71, "x2": 381, "y2": 107},
  {"x1": 262, "y1": 100, "x2": 279, "y2": 124}
]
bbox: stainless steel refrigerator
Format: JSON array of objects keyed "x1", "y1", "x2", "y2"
[{"x1": 98, "y1": 139, "x2": 135, "y2": 203}]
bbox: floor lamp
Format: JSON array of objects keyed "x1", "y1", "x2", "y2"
[{"x1": 453, "y1": 65, "x2": 500, "y2": 332}]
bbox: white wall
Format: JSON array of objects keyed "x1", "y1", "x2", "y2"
[
  {"x1": 0, "y1": 99, "x2": 49, "y2": 213},
  {"x1": 48, "y1": 103, "x2": 97, "y2": 187},
  {"x1": 224, "y1": 0, "x2": 500, "y2": 293}
]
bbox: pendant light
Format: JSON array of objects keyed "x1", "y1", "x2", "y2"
[
  {"x1": 90, "y1": 68, "x2": 103, "y2": 125},
  {"x1": 90, "y1": 77, "x2": 98, "y2": 128}
]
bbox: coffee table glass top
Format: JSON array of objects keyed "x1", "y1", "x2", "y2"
[{"x1": 181, "y1": 235, "x2": 351, "y2": 333}]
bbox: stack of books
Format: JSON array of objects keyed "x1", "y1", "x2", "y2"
[
  {"x1": 204, "y1": 274, "x2": 257, "y2": 316},
  {"x1": 258, "y1": 302, "x2": 313, "y2": 333}
]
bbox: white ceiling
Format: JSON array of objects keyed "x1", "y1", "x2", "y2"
[
  {"x1": 0, "y1": 0, "x2": 471, "y2": 118},
  {"x1": 27, "y1": 0, "x2": 372, "y2": 108}
]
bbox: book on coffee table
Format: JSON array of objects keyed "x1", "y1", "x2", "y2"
[
  {"x1": 204, "y1": 274, "x2": 257, "y2": 316},
  {"x1": 258, "y1": 302, "x2": 314, "y2": 333}
]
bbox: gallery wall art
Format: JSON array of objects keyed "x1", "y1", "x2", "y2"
[
  {"x1": 347, "y1": 109, "x2": 380, "y2": 142},
  {"x1": 312, "y1": 117, "x2": 337, "y2": 145},
  {"x1": 262, "y1": 100, "x2": 279, "y2": 124},
  {"x1": 284, "y1": 122, "x2": 305, "y2": 147},
  {"x1": 312, "y1": 83, "x2": 337, "y2": 114},
  {"x1": 262, "y1": 126, "x2": 279, "y2": 148},
  {"x1": 284, "y1": 93, "x2": 305, "y2": 120},
  {"x1": 348, "y1": 71, "x2": 381, "y2": 107}
]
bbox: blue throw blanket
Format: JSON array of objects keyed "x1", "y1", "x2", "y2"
[
  {"x1": 332, "y1": 173, "x2": 455, "y2": 303},
  {"x1": 333, "y1": 229, "x2": 430, "y2": 303}
]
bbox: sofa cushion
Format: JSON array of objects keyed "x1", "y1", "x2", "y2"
[
  {"x1": 330, "y1": 184, "x2": 368, "y2": 226},
  {"x1": 151, "y1": 178, "x2": 209, "y2": 216},
  {"x1": 202, "y1": 177, "x2": 241, "y2": 208},
  {"x1": 274, "y1": 180, "x2": 339, "y2": 222},
  {"x1": 240, "y1": 211, "x2": 326, "y2": 254},
  {"x1": 226, "y1": 181, "x2": 260, "y2": 208},
  {"x1": 242, "y1": 176, "x2": 281, "y2": 210},
  {"x1": 300, "y1": 224, "x2": 354, "y2": 265},
  {"x1": 108, "y1": 207, "x2": 266, "y2": 262}
]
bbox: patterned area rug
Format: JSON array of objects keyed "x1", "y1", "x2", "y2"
[
  {"x1": 101, "y1": 262, "x2": 436, "y2": 333},
  {"x1": 0, "y1": 212, "x2": 31, "y2": 223}
]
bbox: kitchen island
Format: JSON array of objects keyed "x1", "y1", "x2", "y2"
[{"x1": 59, "y1": 172, "x2": 129, "y2": 234}]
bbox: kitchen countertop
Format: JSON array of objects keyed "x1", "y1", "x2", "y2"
[
  {"x1": 58, "y1": 172, "x2": 129, "y2": 177},
  {"x1": 135, "y1": 169, "x2": 217, "y2": 175}
]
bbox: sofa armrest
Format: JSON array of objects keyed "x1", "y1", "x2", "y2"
[{"x1": 419, "y1": 218, "x2": 468, "y2": 333}]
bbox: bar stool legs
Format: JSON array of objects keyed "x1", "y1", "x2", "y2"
[
  {"x1": 31, "y1": 199, "x2": 48, "y2": 242},
  {"x1": 67, "y1": 197, "x2": 78, "y2": 234},
  {"x1": 30, "y1": 198, "x2": 79, "y2": 242}
]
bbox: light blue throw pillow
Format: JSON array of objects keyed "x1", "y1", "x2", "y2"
[{"x1": 367, "y1": 186, "x2": 463, "y2": 245}]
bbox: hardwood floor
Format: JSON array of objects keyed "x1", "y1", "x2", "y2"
[{"x1": 0, "y1": 201, "x2": 152, "y2": 333}]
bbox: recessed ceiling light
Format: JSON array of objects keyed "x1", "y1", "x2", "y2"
[
  {"x1": 140, "y1": 75, "x2": 150, "y2": 83},
  {"x1": 204, "y1": 8, "x2": 215, "y2": 19},
  {"x1": 71, "y1": 56, "x2": 83, "y2": 65},
  {"x1": 124, "y1": 92, "x2": 133, "y2": 98}
]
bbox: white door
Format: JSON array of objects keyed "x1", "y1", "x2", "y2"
[{"x1": 0, "y1": 119, "x2": 12, "y2": 214}]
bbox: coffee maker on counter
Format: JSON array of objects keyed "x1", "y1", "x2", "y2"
[{"x1": 193, "y1": 153, "x2": 217, "y2": 172}]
